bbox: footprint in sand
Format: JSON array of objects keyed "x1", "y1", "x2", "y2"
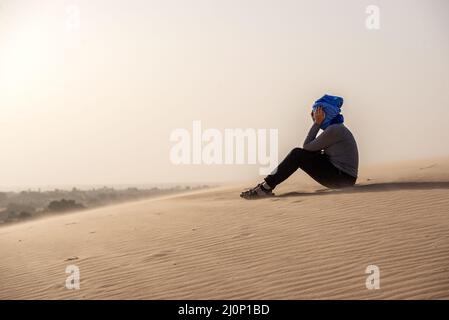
[
  {"x1": 419, "y1": 164, "x2": 437, "y2": 170},
  {"x1": 143, "y1": 250, "x2": 175, "y2": 262},
  {"x1": 65, "y1": 256, "x2": 79, "y2": 261},
  {"x1": 232, "y1": 232, "x2": 254, "y2": 239}
]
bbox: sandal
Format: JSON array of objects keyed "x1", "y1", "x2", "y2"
[{"x1": 240, "y1": 183, "x2": 274, "y2": 199}]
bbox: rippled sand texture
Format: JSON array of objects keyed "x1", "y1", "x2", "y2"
[{"x1": 1, "y1": 158, "x2": 449, "y2": 299}]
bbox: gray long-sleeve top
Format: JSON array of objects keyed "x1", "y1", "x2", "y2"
[{"x1": 303, "y1": 123, "x2": 359, "y2": 178}]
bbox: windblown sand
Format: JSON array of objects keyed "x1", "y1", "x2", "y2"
[{"x1": 1, "y1": 158, "x2": 449, "y2": 299}]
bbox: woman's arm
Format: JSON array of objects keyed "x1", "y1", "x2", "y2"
[
  {"x1": 303, "y1": 122, "x2": 321, "y2": 146},
  {"x1": 302, "y1": 106, "x2": 340, "y2": 151},
  {"x1": 303, "y1": 124, "x2": 341, "y2": 151}
]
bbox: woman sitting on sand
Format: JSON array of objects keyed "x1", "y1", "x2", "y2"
[{"x1": 241, "y1": 94, "x2": 359, "y2": 199}]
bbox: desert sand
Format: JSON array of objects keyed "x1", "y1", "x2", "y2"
[{"x1": 1, "y1": 158, "x2": 449, "y2": 300}]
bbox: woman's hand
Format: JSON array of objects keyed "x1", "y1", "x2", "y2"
[{"x1": 313, "y1": 106, "x2": 325, "y2": 125}]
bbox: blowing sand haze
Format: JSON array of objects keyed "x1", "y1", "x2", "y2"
[
  {"x1": 1, "y1": 158, "x2": 449, "y2": 299},
  {"x1": 1, "y1": 0, "x2": 449, "y2": 314}
]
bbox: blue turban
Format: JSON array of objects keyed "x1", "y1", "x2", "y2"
[{"x1": 312, "y1": 94, "x2": 344, "y2": 130}]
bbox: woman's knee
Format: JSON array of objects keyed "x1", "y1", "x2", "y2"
[
  {"x1": 289, "y1": 147, "x2": 308, "y2": 159},
  {"x1": 288, "y1": 148, "x2": 319, "y2": 167}
]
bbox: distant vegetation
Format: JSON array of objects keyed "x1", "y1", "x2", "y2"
[
  {"x1": 47, "y1": 199, "x2": 85, "y2": 212},
  {"x1": 0, "y1": 185, "x2": 208, "y2": 225}
]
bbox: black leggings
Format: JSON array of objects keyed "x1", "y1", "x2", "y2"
[{"x1": 265, "y1": 148, "x2": 356, "y2": 189}]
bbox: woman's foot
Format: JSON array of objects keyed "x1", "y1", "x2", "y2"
[{"x1": 240, "y1": 182, "x2": 274, "y2": 199}]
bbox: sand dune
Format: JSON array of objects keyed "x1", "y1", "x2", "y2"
[{"x1": 1, "y1": 158, "x2": 449, "y2": 300}]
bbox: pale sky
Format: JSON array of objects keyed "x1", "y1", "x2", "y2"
[{"x1": 1, "y1": 0, "x2": 448, "y2": 188}]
